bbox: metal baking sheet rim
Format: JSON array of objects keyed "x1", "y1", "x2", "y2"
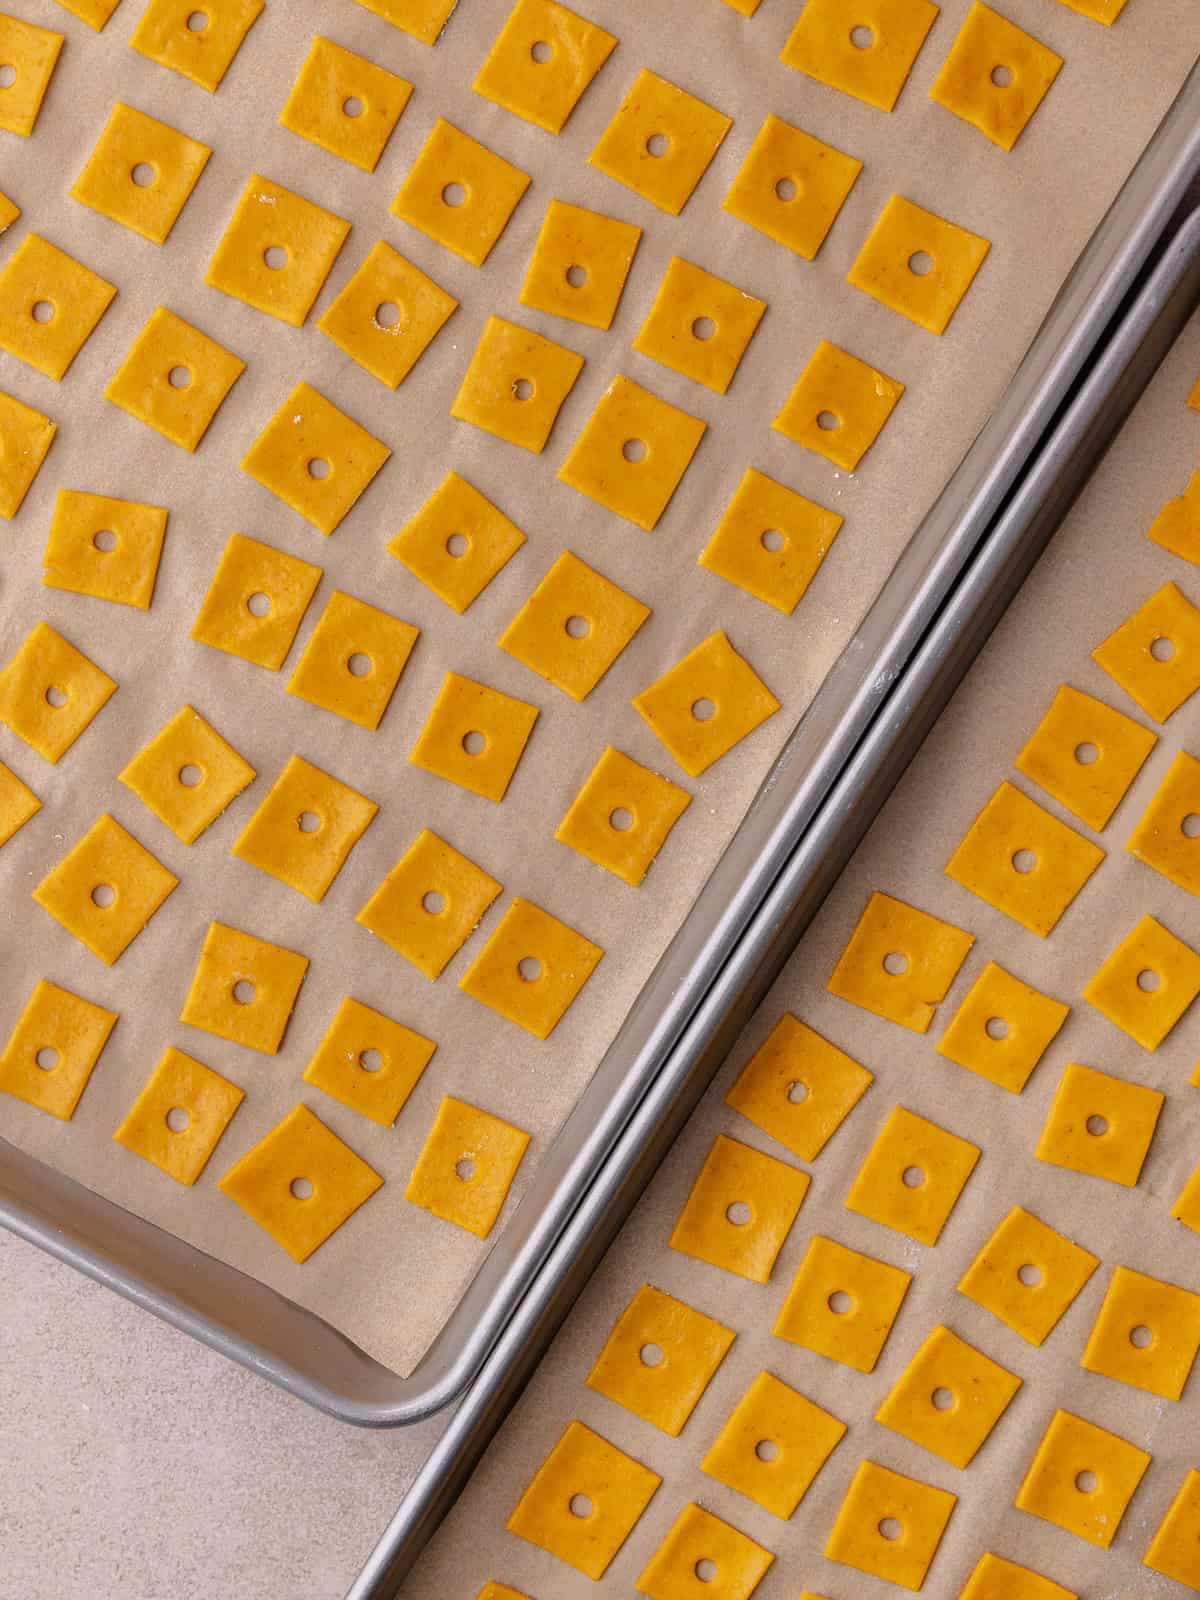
[{"x1": 2, "y1": 64, "x2": 1199, "y2": 1432}]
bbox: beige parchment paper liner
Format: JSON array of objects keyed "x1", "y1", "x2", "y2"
[
  {"x1": 1, "y1": 0, "x2": 1196, "y2": 1378},
  {"x1": 403, "y1": 313, "x2": 1200, "y2": 1595}
]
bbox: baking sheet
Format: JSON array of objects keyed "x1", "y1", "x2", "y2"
[
  {"x1": 402, "y1": 306, "x2": 1200, "y2": 1596},
  {"x1": 2, "y1": 0, "x2": 1196, "y2": 1381}
]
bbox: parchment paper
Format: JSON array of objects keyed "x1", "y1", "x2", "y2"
[
  {"x1": 404, "y1": 312, "x2": 1200, "y2": 1595},
  {"x1": 2, "y1": 0, "x2": 1196, "y2": 1379}
]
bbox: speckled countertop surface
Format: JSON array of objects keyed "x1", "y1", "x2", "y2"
[{"x1": 0, "y1": 1230, "x2": 444, "y2": 1600}]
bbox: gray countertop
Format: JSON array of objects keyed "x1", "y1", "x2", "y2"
[{"x1": 0, "y1": 1231, "x2": 445, "y2": 1600}]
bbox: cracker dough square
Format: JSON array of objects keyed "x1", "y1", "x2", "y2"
[
  {"x1": 0, "y1": 621, "x2": 116, "y2": 764},
  {"x1": 723, "y1": 115, "x2": 862, "y2": 260},
  {"x1": 317, "y1": 241, "x2": 457, "y2": 390},
  {"x1": 849, "y1": 195, "x2": 990, "y2": 335},
  {"x1": 557, "y1": 374, "x2": 706, "y2": 530},
  {"x1": 280, "y1": 36, "x2": 412, "y2": 173},
  {"x1": 554, "y1": 746, "x2": 690, "y2": 887},
  {"x1": 498, "y1": 551, "x2": 649, "y2": 701},
  {"x1": 945, "y1": 780, "x2": 1105, "y2": 937},
  {"x1": 637, "y1": 1504, "x2": 773, "y2": 1600},
  {"x1": 701, "y1": 1371, "x2": 845, "y2": 1519},
  {"x1": 1054, "y1": 0, "x2": 1128, "y2": 21},
  {"x1": 633, "y1": 257, "x2": 766, "y2": 395},
  {"x1": 958, "y1": 1552, "x2": 1077, "y2": 1600},
  {"x1": 589, "y1": 68, "x2": 731, "y2": 217},
  {"x1": 353, "y1": 0, "x2": 458, "y2": 46},
  {"x1": 518, "y1": 199, "x2": 641, "y2": 330},
  {"x1": 130, "y1": 0, "x2": 264, "y2": 92},
  {"x1": 450, "y1": 315, "x2": 584, "y2": 453},
  {"x1": 70, "y1": 101, "x2": 211, "y2": 245},
  {"x1": 114, "y1": 1046, "x2": 243, "y2": 1186},
  {"x1": 105, "y1": 306, "x2": 245, "y2": 453},
  {"x1": 875, "y1": 1324, "x2": 1022, "y2": 1468},
  {"x1": 1083, "y1": 913, "x2": 1200, "y2": 1050},
  {"x1": 1170, "y1": 1161, "x2": 1200, "y2": 1235},
  {"x1": 845, "y1": 1104, "x2": 980, "y2": 1246},
  {"x1": 191, "y1": 531, "x2": 322, "y2": 671},
  {"x1": 458, "y1": 896, "x2": 602, "y2": 1039},
  {"x1": 33, "y1": 813, "x2": 178, "y2": 966},
  {"x1": 1014, "y1": 1410, "x2": 1150, "y2": 1548},
  {"x1": 0, "y1": 978, "x2": 117, "y2": 1121},
  {"x1": 0, "y1": 13, "x2": 63, "y2": 136},
  {"x1": 930, "y1": 4, "x2": 1061, "y2": 151},
  {"x1": 699, "y1": 467, "x2": 843, "y2": 614},
  {"x1": 773, "y1": 1233, "x2": 911, "y2": 1372},
  {"x1": 506, "y1": 1420, "x2": 660, "y2": 1580},
  {"x1": 302, "y1": 996, "x2": 435, "y2": 1128},
  {"x1": 780, "y1": 0, "x2": 939, "y2": 112},
  {"x1": 286, "y1": 589, "x2": 419, "y2": 730},
  {"x1": 241, "y1": 381, "x2": 391, "y2": 535},
  {"x1": 957, "y1": 1205, "x2": 1099, "y2": 1347},
  {"x1": 773, "y1": 339, "x2": 905, "y2": 471},
  {"x1": 391, "y1": 118, "x2": 530, "y2": 267},
  {"x1": 218, "y1": 1103, "x2": 382, "y2": 1263},
  {"x1": 1014, "y1": 683, "x2": 1157, "y2": 831},
  {"x1": 1146, "y1": 468, "x2": 1200, "y2": 564},
  {"x1": 936, "y1": 961, "x2": 1068, "y2": 1093},
  {"x1": 53, "y1": 0, "x2": 121, "y2": 28},
  {"x1": 388, "y1": 472, "x2": 525, "y2": 613},
  {"x1": 668, "y1": 1132, "x2": 809, "y2": 1283},
  {"x1": 1080, "y1": 1265, "x2": 1200, "y2": 1401},
  {"x1": 826, "y1": 889, "x2": 974, "y2": 1032},
  {"x1": 404, "y1": 1094, "x2": 529, "y2": 1237},
  {"x1": 1092, "y1": 580, "x2": 1200, "y2": 722},
  {"x1": 43, "y1": 489, "x2": 169, "y2": 610},
  {"x1": 585, "y1": 1283, "x2": 734, "y2": 1436},
  {"x1": 410, "y1": 671, "x2": 539, "y2": 803},
  {"x1": 0, "y1": 233, "x2": 116, "y2": 380},
  {"x1": 1035, "y1": 1061, "x2": 1163, "y2": 1188},
  {"x1": 726, "y1": 1013, "x2": 873, "y2": 1161},
  {"x1": 0, "y1": 757, "x2": 40, "y2": 848},
  {"x1": 0, "y1": 389, "x2": 56, "y2": 519},
  {"x1": 0, "y1": 193, "x2": 16, "y2": 234},
  {"x1": 1128, "y1": 750, "x2": 1200, "y2": 895},
  {"x1": 205, "y1": 175, "x2": 349, "y2": 327},
  {"x1": 232, "y1": 754, "x2": 377, "y2": 903},
  {"x1": 825, "y1": 1459, "x2": 956, "y2": 1591},
  {"x1": 1145, "y1": 1470, "x2": 1200, "y2": 1589},
  {"x1": 633, "y1": 630, "x2": 779, "y2": 777},
  {"x1": 473, "y1": 0, "x2": 616, "y2": 134},
  {"x1": 356, "y1": 828, "x2": 502, "y2": 980},
  {"x1": 119, "y1": 704, "x2": 255, "y2": 844},
  {"x1": 180, "y1": 920, "x2": 309, "y2": 1055}
]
